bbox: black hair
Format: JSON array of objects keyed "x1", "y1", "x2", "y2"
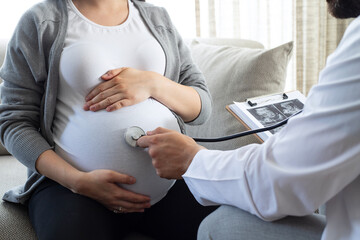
[{"x1": 327, "y1": 0, "x2": 360, "y2": 19}]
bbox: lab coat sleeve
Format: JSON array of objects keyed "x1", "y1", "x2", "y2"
[
  {"x1": 183, "y1": 107, "x2": 360, "y2": 221},
  {"x1": 183, "y1": 18, "x2": 360, "y2": 220}
]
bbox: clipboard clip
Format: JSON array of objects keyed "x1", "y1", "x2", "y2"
[{"x1": 247, "y1": 93, "x2": 288, "y2": 107}]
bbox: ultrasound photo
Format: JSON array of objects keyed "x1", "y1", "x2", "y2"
[
  {"x1": 247, "y1": 99, "x2": 304, "y2": 134},
  {"x1": 274, "y1": 99, "x2": 304, "y2": 117}
]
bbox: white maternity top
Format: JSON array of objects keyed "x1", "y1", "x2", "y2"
[{"x1": 53, "y1": 0, "x2": 180, "y2": 205}]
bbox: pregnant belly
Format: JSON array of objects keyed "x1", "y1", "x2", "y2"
[{"x1": 54, "y1": 99, "x2": 180, "y2": 205}]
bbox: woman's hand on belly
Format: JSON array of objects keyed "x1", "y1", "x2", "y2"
[
  {"x1": 83, "y1": 67, "x2": 155, "y2": 112},
  {"x1": 75, "y1": 169, "x2": 151, "y2": 213},
  {"x1": 83, "y1": 66, "x2": 202, "y2": 122}
]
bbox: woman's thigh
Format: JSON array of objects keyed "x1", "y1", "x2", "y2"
[
  {"x1": 28, "y1": 178, "x2": 140, "y2": 240},
  {"x1": 141, "y1": 180, "x2": 218, "y2": 240},
  {"x1": 198, "y1": 205, "x2": 326, "y2": 240}
]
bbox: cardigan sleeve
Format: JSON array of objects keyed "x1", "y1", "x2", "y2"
[
  {"x1": 135, "y1": 2, "x2": 213, "y2": 126},
  {"x1": 0, "y1": 7, "x2": 53, "y2": 173},
  {"x1": 174, "y1": 26, "x2": 213, "y2": 126}
]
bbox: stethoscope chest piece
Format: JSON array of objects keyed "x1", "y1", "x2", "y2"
[{"x1": 124, "y1": 126, "x2": 146, "y2": 147}]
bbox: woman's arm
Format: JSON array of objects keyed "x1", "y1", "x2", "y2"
[
  {"x1": 84, "y1": 67, "x2": 201, "y2": 122},
  {"x1": 36, "y1": 150, "x2": 151, "y2": 212}
]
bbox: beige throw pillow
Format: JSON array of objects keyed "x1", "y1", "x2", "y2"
[{"x1": 186, "y1": 41, "x2": 294, "y2": 150}]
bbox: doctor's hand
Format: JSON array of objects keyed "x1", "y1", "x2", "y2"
[
  {"x1": 137, "y1": 127, "x2": 205, "y2": 179},
  {"x1": 75, "y1": 169, "x2": 151, "y2": 213},
  {"x1": 84, "y1": 67, "x2": 158, "y2": 112}
]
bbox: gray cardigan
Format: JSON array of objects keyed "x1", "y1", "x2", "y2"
[{"x1": 0, "y1": 0, "x2": 211, "y2": 203}]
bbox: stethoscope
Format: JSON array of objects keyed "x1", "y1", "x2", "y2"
[{"x1": 124, "y1": 111, "x2": 302, "y2": 147}]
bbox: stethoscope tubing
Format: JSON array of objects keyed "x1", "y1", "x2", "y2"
[{"x1": 193, "y1": 110, "x2": 302, "y2": 142}]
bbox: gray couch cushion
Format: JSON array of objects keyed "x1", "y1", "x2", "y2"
[
  {"x1": 0, "y1": 144, "x2": 9, "y2": 156},
  {"x1": 0, "y1": 201, "x2": 37, "y2": 240},
  {"x1": 0, "y1": 156, "x2": 37, "y2": 240},
  {"x1": 186, "y1": 41, "x2": 294, "y2": 150}
]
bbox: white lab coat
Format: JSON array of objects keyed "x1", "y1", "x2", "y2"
[{"x1": 183, "y1": 16, "x2": 360, "y2": 240}]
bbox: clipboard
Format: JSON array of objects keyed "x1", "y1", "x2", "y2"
[
  {"x1": 226, "y1": 90, "x2": 306, "y2": 142},
  {"x1": 226, "y1": 105, "x2": 265, "y2": 143}
]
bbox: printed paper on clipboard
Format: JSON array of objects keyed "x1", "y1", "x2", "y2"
[{"x1": 228, "y1": 91, "x2": 306, "y2": 142}]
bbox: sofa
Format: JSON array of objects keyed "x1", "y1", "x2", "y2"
[{"x1": 0, "y1": 37, "x2": 293, "y2": 239}]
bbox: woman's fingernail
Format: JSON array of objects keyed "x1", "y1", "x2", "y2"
[{"x1": 129, "y1": 177, "x2": 136, "y2": 184}]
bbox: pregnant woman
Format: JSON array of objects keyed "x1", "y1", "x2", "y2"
[{"x1": 0, "y1": 0, "x2": 215, "y2": 239}]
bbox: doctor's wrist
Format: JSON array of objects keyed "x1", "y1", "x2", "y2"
[{"x1": 184, "y1": 142, "x2": 206, "y2": 170}]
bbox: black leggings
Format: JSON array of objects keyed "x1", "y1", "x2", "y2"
[{"x1": 28, "y1": 178, "x2": 218, "y2": 240}]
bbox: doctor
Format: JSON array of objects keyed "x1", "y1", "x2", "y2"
[{"x1": 137, "y1": 0, "x2": 360, "y2": 239}]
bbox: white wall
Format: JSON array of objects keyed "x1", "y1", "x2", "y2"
[{"x1": 0, "y1": 1, "x2": 40, "y2": 39}]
